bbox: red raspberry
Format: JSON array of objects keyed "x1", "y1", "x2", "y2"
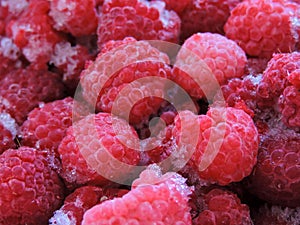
[
  {"x1": 6, "y1": 0, "x2": 64, "y2": 69},
  {"x1": 80, "y1": 38, "x2": 172, "y2": 126},
  {"x1": 245, "y1": 57, "x2": 269, "y2": 76},
  {"x1": 245, "y1": 125, "x2": 300, "y2": 207},
  {"x1": 0, "y1": 113, "x2": 17, "y2": 153},
  {"x1": 224, "y1": 0, "x2": 300, "y2": 59},
  {"x1": 0, "y1": 147, "x2": 65, "y2": 225},
  {"x1": 58, "y1": 112, "x2": 140, "y2": 188},
  {"x1": 0, "y1": 36, "x2": 22, "y2": 77},
  {"x1": 193, "y1": 189, "x2": 252, "y2": 225},
  {"x1": 257, "y1": 52, "x2": 300, "y2": 108},
  {"x1": 82, "y1": 165, "x2": 192, "y2": 224},
  {"x1": 159, "y1": 0, "x2": 191, "y2": 15},
  {"x1": 180, "y1": 0, "x2": 241, "y2": 40},
  {"x1": 97, "y1": 0, "x2": 181, "y2": 47},
  {"x1": 19, "y1": 97, "x2": 81, "y2": 157},
  {"x1": 50, "y1": 41, "x2": 93, "y2": 92},
  {"x1": 49, "y1": 0, "x2": 98, "y2": 37},
  {"x1": 0, "y1": 67, "x2": 65, "y2": 125},
  {"x1": 49, "y1": 186, "x2": 129, "y2": 225},
  {"x1": 173, "y1": 107, "x2": 259, "y2": 185},
  {"x1": 252, "y1": 204, "x2": 300, "y2": 225},
  {"x1": 172, "y1": 32, "x2": 247, "y2": 99}
]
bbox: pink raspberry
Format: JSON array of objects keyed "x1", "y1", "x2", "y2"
[
  {"x1": 0, "y1": 113, "x2": 17, "y2": 153},
  {"x1": 224, "y1": 0, "x2": 300, "y2": 59},
  {"x1": 58, "y1": 112, "x2": 140, "y2": 188},
  {"x1": 6, "y1": 0, "x2": 64, "y2": 69},
  {"x1": 82, "y1": 165, "x2": 192, "y2": 224},
  {"x1": 172, "y1": 32, "x2": 247, "y2": 100},
  {"x1": 173, "y1": 107, "x2": 259, "y2": 185},
  {"x1": 80, "y1": 38, "x2": 172, "y2": 126},
  {"x1": 193, "y1": 188, "x2": 252, "y2": 225},
  {"x1": 0, "y1": 67, "x2": 65, "y2": 125},
  {"x1": 97, "y1": 0, "x2": 181, "y2": 47},
  {"x1": 245, "y1": 124, "x2": 300, "y2": 207},
  {"x1": 49, "y1": 0, "x2": 98, "y2": 37},
  {"x1": 49, "y1": 186, "x2": 129, "y2": 225},
  {"x1": 0, "y1": 147, "x2": 65, "y2": 225},
  {"x1": 180, "y1": 0, "x2": 241, "y2": 40}
]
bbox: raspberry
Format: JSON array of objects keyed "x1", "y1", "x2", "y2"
[
  {"x1": 50, "y1": 41, "x2": 93, "y2": 92},
  {"x1": 0, "y1": 147, "x2": 65, "y2": 225},
  {"x1": 172, "y1": 32, "x2": 247, "y2": 99},
  {"x1": 19, "y1": 97, "x2": 82, "y2": 157},
  {"x1": 224, "y1": 0, "x2": 300, "y2": 59},
  {"x1": 0, "y1": 113, "x2": 17, "y2": 153},
  {"x1": 49, "y1": 0, "x2": 98, "y2": 37},
  {"x1": 97, "y1": 0, "x2": 181, "y2": 47},
  {"x1": 82, "y1": 165, "x2": 192, "y2": 224},
  {"x1": 245, "y1": 57, "x2": 269, "y2": 75},
  {"x1": 193, "y1": 188, "x2": 252, "y2": 225},
  {"x1": 245, "y1": 124, "x2": 300, "y2": 207},
  {"x1": 257, "y1": 52, "x2": 300, "y2": 108},
  {"x1": 49, "y1": 186, "x2": 129, "y2": 225},
  {"x1": 173, "y1": 107, "x2": 259, "y2": 185},
  {"x1": 159, "y1": 0, "x2": 191, "y2": 15},
  {"x1": 80, "y1": 38, "x2": 172, "y2": 126},
  {"x1": 6, "y1": 0, "x2": 64, "y2": 69},
  {"x1": 180, "y1": 0, "x2": 241, "y2": 40},
  {"x1": 58, "y1": 112, "x2": 140, "y2": 188},
  {"x1": 0, "y1": 67, "x2": 65, "y2": 125},
  {"x1": 252, "y1": 204, "x2": 300, "y2": 225}
]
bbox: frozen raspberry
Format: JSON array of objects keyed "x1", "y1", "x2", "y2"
[
  {"x1": 49, "y1": 186, "x2": 129, "y2": 225},
  {"x1": 97, "y1": 0, "x2": 181, "y2": 47},
  {"x1": 180, "y1": 0, "x2": 241, "y2": 41},
  {"x1": 6, "y1": 0, "x2": 64, "y2": 69},
  {"x1": 245, "y1": 124, "x2": 300, "y2": 207},
  {"x1": 19, "y1": 97, "x2": 82, "y2": 157},
  {"x1": 257, "y1": 52, "x2": 300, "y2": 108},
  {"x1": 252, "y1": 204, "x2": 300, "y2": 225},
  {"x1": 224, "y1": 0, "x2": 300, "y2": 59},
  {"x1": 159, "y1": 0, "x2": 191, "y2": 15},
  {"x1": 50, "y1": 41, "x2": 93, "y2": 92},
  {"x1": 0, "y1": 147, "x2": 65, "y2": 225},
  {"x1": 0, "y1": 67, "x2": 65, "y2": 125},
  {"x1": 0, "y1": 36, "x2": 22, "y2": 77},
  {"x1": 278, "y1": 85, "x2": 300, "y2": 128},
  {"x1": 49, "y1": 0, "x2": 98, "y2": 37},
  {"x1": 82, "y1": 165, "x2": 192, "y2": 224},
  {"x1": 193, "y1": 189, "x2": 252, "y2": 225},
  {"x1": 0, "y1": 113, "x2": 17, "y2": 153},
  {"x1": 172, "y1": 32, "x2": 247, "y2": 100},
  {"x1": 58, "y1": 112, "x2": 140, "y2": 188},
  {"x1": 80, "y1": 38, "x2": 172, "y2": 126},
  {"x1": 173, "y1": 107, "x2": 259, "y2": 185},
  {"x1": 245, "y1": 57, "x2": 269, "y2": 75}
]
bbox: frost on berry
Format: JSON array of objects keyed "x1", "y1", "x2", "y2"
[
  {"x1": 82, "y1": 166, "x2": 192, "y2": 224},
  {"x1": 0, "y1": 147, "x2": 65, "y2": 225},
  {"x1": 0, "y1": 113, "x2": 17, "y2": 153}
]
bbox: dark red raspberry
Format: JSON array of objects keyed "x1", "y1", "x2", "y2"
[
  {"x1": 6, "y1": 0, "x2": 64, "y2": 69},
  {"x1": 180, "y1": 0, "x2": 241, "y2": 41},
  {"x1": 82, "y1": 165, "x2": 192, "y2": 224},
  {"x1": 257, "y1": 52, "x2": 300, "y2": 108},
  {"x1": 0, "y1": 113, "x2": 17, "y2": 153},
  {"x1": 252, "y1": 204, "x2": 300, "y2": 225},
  {"x1": 245, "y1": 57, "x2": 269, "y2": 76},
  {"x1": 172, "y1": 32, "x2": 247, "y2": 100},
  {"x1": 0, "y1": 147, "x2": 65, "y2": 225},
  {"x1": 224, "y1": 0, "x2": 300, "y2": 59},
  {"x1": 245, "y1": 124, "x2": 300, "y2": 208},
  {"x1": 49, "y1": 186, "x2": 129, "y2": 225},
  {"x1": 173, "y1": 107, "x2": 259, "y2": 185},
  {"x1": 0, "y1": 67, "x2": 65, "y2": 125},
  {"x1": 19, "y1": 97, "x2": 83, "y2": 157},
  {"x1": 58, "y1": 112, "x2": 140, "y2": 188},
  {"x1": 193, "y1": 188, "x2": 252, "y2": 225},
  {"x1": 49, "y1": 0, "x2": 98, "y2": 37},
  {"x1": 50, "y1": 41, "x2": 93, "y2": 92},
  {"x1": 80, "y1": 38, "x2": 172, "y2": 126},
  {"x1": 97, "y1": 0, "x2": 181, "y2": 47}
]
